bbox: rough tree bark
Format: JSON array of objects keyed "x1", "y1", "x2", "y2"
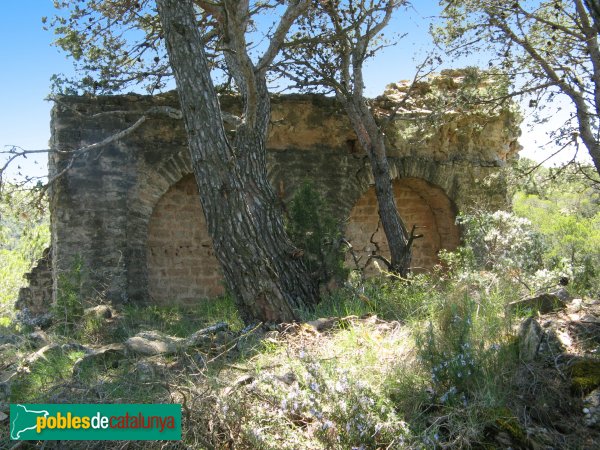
[
  {"x1": 331, "y1": 1, "x2": 415, "y2": 276},
  {"x1": 340, "y1": 95, "x2": 412, "y2": 277},
  {"x1": 156, "y1": 0, "x2": 319, "y2": 323},
  {"x1": 307, "y1": 1, "x2": 416, "y2": 277}
]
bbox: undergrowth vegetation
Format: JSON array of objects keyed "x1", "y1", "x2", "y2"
[
  {"x1": 511, "y1": 162, "x2": 600, "y2": 296},
  {"x1": 0, "y1": 186, "x2": 49, "y2": 328},
  {"x1": 1, "y1": 164, "x2": 599, "y2": 448}
]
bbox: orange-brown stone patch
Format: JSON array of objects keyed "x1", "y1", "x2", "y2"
[
  {"x1": 345, "y1": 178, "x2": 460, "y2": 275},
  {"x1": 147, "y1": 175, "x2": 224, "y2": 306}
]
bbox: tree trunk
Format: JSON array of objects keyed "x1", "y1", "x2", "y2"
[
  {"x1": 340, "y1": 95, "x2": 412, "y2": 277},
  {"x1": 157, "y1": 0, "x2": 319, "y2": 323}
]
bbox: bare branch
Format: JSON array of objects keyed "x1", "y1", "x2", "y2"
[{"x1": 1, "y1": 105, "x2": 184, "y2": 192}]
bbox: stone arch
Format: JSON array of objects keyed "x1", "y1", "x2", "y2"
[
  {"x1": 124, "y1": 149, "x2": 197, "y2": 302},
  {"x1": 345, "y1": 178, "x2": 460, "y2": 275},
  {"x1": 146, "y1": 174, "x2": 224, "y2": 306}
]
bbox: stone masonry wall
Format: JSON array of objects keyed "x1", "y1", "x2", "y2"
[
  {"x1": 147, "y1": 175, "x2": 224, "y2": 305},
  {"x1": 15, "y1": 248, "x2": 53, "y2": 316},
  {"x1": 26, "y1": 71, "x2": 519, "y2": 311},
  {"x1": 346, "y1": 178, "x2": 460, "y2": 276}
]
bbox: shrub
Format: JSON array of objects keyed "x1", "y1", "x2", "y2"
[
  {"x1": 446, "y1": 209, "x2": 576, "y2": 296},
  {"x1": 412, "y1": 285, "x2": 519, "y2": 446},
  {"x1": 52, "y1": 256, "x2": 86, "y2": 335},
  {"x1": 287, "y1": 181, "x2": 348, "y2": 285},
  {"x1": 513, "y1": 190, "x2": 600, "y2": 296},
  {"x1": 457, "y1": 210, "x2": 546, "y2": 273}
]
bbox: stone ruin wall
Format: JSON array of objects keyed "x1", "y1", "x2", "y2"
[{"x1": 18, "y1": 71, "x2": 520, "y2": 313}]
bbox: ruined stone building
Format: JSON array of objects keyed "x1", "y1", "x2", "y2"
[{"x1": 18, "y1": 71, "x2": 520, "y2": 316}]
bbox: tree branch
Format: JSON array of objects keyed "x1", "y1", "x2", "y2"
[{"x1": 257, "y1": 0, "x2": 311, "y2": 74}]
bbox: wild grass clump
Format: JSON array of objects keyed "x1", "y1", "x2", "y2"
[
  {"x1": 120, "y1": 295, "x2": 244, "y2": 338},
  {"x1": 305, "y1": 271, "x2": 444, "y2": 323},
  {"x1": 52, "y1": 257, "x2": 86, "y2": 335},
  {"x1": 9, "y1": 349, "x2": 84, "y2": 403},
  {"x1": 411, "y1": 287, "x2": 518, "y2": 445}
]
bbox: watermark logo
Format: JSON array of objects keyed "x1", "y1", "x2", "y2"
[{"x1": 10, "y1": 404, "x2": 181, "y2": 440}]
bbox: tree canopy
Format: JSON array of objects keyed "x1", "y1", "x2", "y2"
[{"x1": 438, "y1": 0, "x2": 600, "y2": 177}]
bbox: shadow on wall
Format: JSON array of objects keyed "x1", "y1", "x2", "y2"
[{"x1": 345, "y1": 178, "x2": 460, "y2": 276}]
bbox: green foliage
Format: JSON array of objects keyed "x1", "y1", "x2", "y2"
[
  {"x1": 304, "y1": 272, "x2": 443, "y2": 322},
  {"x1": 440, "y1": 210, "x2": 546, "y2": 296},
  {"x1": 52, "y1": 256, "x2": 86, "y2": 335},
  {"x1": 512, "y1": 162, "x2": 600, "y2": 296},
  {"x1": 214, "y1": 319, "x2": 416, "y2": 449},
  {"x1": 437, "y1": 1, "x2": 600, "y2": 176},
  {"x1": 9, "y1": 349, "x2": 84, "y2": 403},
  {"x1": 48, "y1": 0, "x2": 168, "y2": 94},
  {"x1": 407, "y1": 278, "x2": 519, "y2": 446},
  {"x1": 0, "y1": 187, "x2": 49, "y2": 324},
  {"x1": 415, "y1": 290, "x2": 515, "y2": 402},
  {"x1": 433, "y1": 162, "x2": 599, "y2": 300},
  {"x1": 456, "y1": 209, "x2": 546, "y2": 273},
  {"x1": 287, "y1": 181, "x2": 347, "y2": 284},
  {"x1": 121, "y1": 295, "x2": 243, "y2": 337}
]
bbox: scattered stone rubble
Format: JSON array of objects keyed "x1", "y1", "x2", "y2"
[{"x1": 512, "y1": 292, "x2": 600, "y2": 447}]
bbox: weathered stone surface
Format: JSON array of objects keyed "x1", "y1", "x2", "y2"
[
  {"x1": 133, "y1": 360, "x2": 164, "y2": 382},
  {"x1": 15, "y1": 247, "x2": 52, "y2": 316},
  {"x1": 518, "y1": 317, "x2": 543, "y2": 362},
  {"x1": 28, "y1": 330, "x2": 51, "y2": 348},
  {"x1": 83, "y1": 305, "x2": 113, "y2": 320},
  {"x1": 15, "y1": 308, "x2": 53, "y2": 329},
  {"x1": 126, "y1": 323, "x2": 230, "y2": 356},
  {"x1": 379, "y1": 69, "x2": 521, "y2": 164},
  {"x1": 72, "y1": 343, "x2": 126, "y2": 376},
  {"x1": 147, "y1": 175, "x2": 225, "y2": 304},
  {"x1": 507, "y1": 293, "x2": 567, "y2": 315},
  {"x1": 583, "y1": 388, "x2": 600, "y2": 428},
  {"x1": 17, "y1": 70, "x2": 519, "y2": 314},
  {"x1": 552, "y1": 288, "x2": 571, "y2": 303},
  {"x1": 125, "y1": 331, "x2": 184, "y2": 356}
]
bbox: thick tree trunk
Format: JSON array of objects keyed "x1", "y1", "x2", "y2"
[
  {"x1": 340, "y1": 96, "x2": 412, "y2": 277},
  {"x1": 575, "y1": 107, "x2": 600, "y2": 177},
  {"x1": 157, "y1": 0, "x2": 319, "y2": 323}
]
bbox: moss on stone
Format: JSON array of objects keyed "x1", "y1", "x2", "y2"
[
  {"x1": 571, "y1": 358, "x2": 600, "y2": 394},
  {"x1": 492, "y1": 408, "x2": 529, "y2": 447}
]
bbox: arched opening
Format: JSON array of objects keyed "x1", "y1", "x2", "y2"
[
  {"x1": 345, "y1": 178, "x2": 460, "y2": 275},
  {"x1": 146, "y1": 174, "x2": 224, "y2": 306}
]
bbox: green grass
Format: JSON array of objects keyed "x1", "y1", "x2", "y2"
[
  {"x1": 0, "y1": 270, "x2": 556, "y2": 448},
  {"x1": 302, "y1": 273, "x2": 445, "y2": 323},
  {"x1": 9, "y1": 349, "x2": 84, "y2": 403},
  {"x1": 121, "y1": 294, "x2": 243, "y2": 338}
]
